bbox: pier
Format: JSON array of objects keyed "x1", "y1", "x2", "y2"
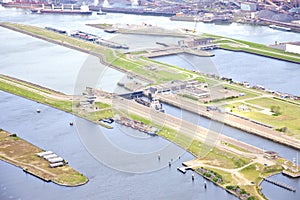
[
  {"x1": 263, "y1": 177, "x2": 296, "y2": 192},
  {"x1": 177, "y1": 166, "x2": 191, "y2": 174},
  {"x1": 282, "y1": 170, "x2": 300, "y2": 178}
]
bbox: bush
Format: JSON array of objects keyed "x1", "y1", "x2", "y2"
[
  {"x1": 10, "y1": 133, "x2": 17, "y2": 137},
  {"x1": 276, "y1": 127, "x2": 287, "y2": 132},
  {"x1": 241, "y1": 189, "x2": 247, "y2": 194},
  {"x1": 226, "y1": 185, "x2": 234, "y2": 190},
  {"x1": 270, "y1": 105, "x2": 281, "y2": 116}
]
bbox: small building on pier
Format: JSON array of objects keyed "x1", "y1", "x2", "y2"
[{"x1": 264, "y1": 151, "x2": 279, "y2": 159}]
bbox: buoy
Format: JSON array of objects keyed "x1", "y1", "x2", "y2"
[
  {"x1": 36, "y1": 109, "x2": 41, "y2": 113},
  {"x1": 192, "y1": 173, "x2": 194, "y2": 181},
  {"x1": 69, "y1": 122, "x2": 73, "y2": 126}
]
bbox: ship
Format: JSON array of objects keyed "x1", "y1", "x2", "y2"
[
  {"x1": 99, "y1": 7, "x2": 176, "y2": 17},
  {"x1": 269, "y1": 25, "x2": 291, "y2": 32},
  {"x1": 97, "y1": 9, "x2": 107, "y2": 15},
  {"x1": 31, "y1": 4, "x2": 92, "y2": 15}
]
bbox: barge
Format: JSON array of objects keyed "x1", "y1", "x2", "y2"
[
  {"x1": 31, "y1": 4, "x2": 92, "y2": 15},
  {"x1": 269, "y1": 25, "x2": 291, "y2": 31}
]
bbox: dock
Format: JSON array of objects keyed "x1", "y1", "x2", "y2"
[
  {"x1": 177, "y1": 163, "x2": 192, "y2": 174},
  {"x1": 263, "y1": 177, "x2": 296, "y2": 192},
  {"x1": 177, "y1": 167, "x2": 188, "y2": 174},
  {"x1": 282, "y1": 170, "x2": 300, "y2": 178}
]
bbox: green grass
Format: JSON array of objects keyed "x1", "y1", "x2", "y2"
[
  {"x1": 94, "y1": 102, "x2": 111, "y2": 109},
  {"x1": 203, "y1": 168, "x2": 232, "y2": 183},
  {"x1": 244, "y1": 97, "x2": 300, "y2": 137},
  {"x1": 240, "y1": 164, "x2": 262, "y2": 184},
  {"x1": 204, "y1": 148, "x2": 251, "y2": 169},
  {"x1": 156, "y1": 127, "x2": 195, "y2": 151},
  {"x1": 223, "y1": 84, "x2": 261, "y2": 100},
  {"x1": 0, "y1": 75, "x2": 51, "y2": 94},
  {"x1": 221, "y1": 141, "x2": 250, "y2": 153},
  {"x1": 92, "y1": 23, "x2": 113, "y2": 29},
  {"x1": 80, "y1": 109, "x2": 113, "y2": 122},
  {"x1": 179, "y1": 94, "x2": 199, "y2": 101},
  {"x1": 203, "y1": 33, "x2": 300, "y2": 63},
  {"x1": 0, "y1": 80, "x2": 72, "y2": 112},
  {"x1": 53, "y1": 170, "x2": 88, "y2": 186}
]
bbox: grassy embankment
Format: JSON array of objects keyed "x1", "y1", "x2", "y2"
[
  {"x1": 0, "y1": 129, "x2": 88, "y2": 186},
  {"x1": 0, "y1": 77, "x2": 72, "y2": 112},
  {"x1": 226, "y1": 97, "x2": 300, "y2": 139},
  {"x1": 0, "y1": 75, "x2": 113, "y2": 126},
  {"x1": 203, "y1": 33, "x2": 300, "y2": 63}
]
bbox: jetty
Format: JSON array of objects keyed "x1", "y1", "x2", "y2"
[{"x1": 263, "y1": 177, "x2": 296, "y2": 192}]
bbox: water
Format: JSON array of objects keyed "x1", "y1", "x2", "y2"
[
  {"x1": 1, "y1": 5, "x2": 300, "y2": 45},
  {"x1": 0, "y1": 90, "x2": 236, "y2": 200},
  {"x1": 153, "y1": 51, "x2": 300, "y2": 95},
  {"x1": 261, "y1": 173, "x2": 300, "y2": 200}
]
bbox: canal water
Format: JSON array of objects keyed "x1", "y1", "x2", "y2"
[
  {"x1": 153, "y1": 51, "x2": 300, "y2": 95},
  {"x1": 0, "y1": 91, "x2": 236, "y2": 200},
  {"x1": 0, "y1": 5, "x2": 300, "y2": 199}
]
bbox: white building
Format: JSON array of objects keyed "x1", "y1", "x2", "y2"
[
  {"x1": 285, "y1": 42, "x2": 300, "y2": 55},
  {"x1": 241, "y1": 2, "x2": 257, "y2": 12},
  {"x1": 1, "y1": 0, "x2": 13, "y2": 3}
]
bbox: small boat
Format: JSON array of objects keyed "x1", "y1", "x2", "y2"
[
  {"x1": 97, "y1": 9, "x2": 107, "y2": 15},
  {"x1": 100, "y1": 118, "x2": 114, "y2": 124},
  {"x1": 269, "y1": 24, "x2": 291, "y2": 32}
]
